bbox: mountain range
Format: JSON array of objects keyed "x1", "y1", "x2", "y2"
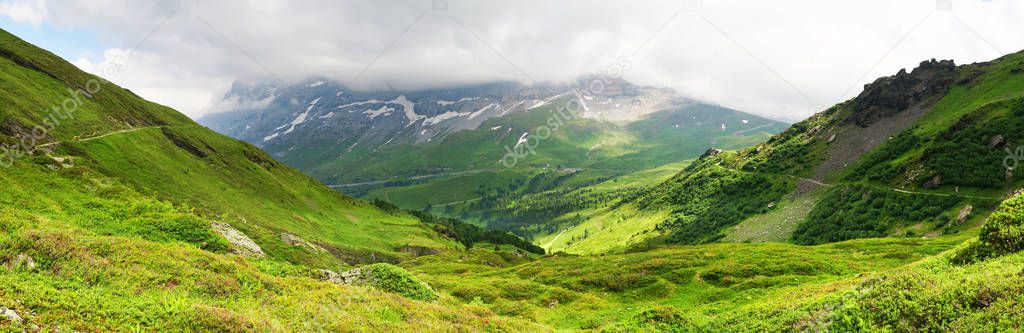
[{"x1": 2, "y1": 26, "x2": 1024, "y2": 331}]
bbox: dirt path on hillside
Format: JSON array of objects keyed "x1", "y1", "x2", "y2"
[
  {"x1": 543, "y1": 229, "x2": 568, "y2": 250},
  {"x1": 37, "y1": 126, "x2": 160, "y2": 148}
]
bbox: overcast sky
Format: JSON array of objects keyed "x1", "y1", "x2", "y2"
[{"x1": 1, "y1": 0, "x2": 1021, "y2": 121}]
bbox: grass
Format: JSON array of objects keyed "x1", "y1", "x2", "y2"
[
  {"x1": 0, "y1": 27, "x2": 457, "y2": 269},
  {"x1": 4, "y1": 26, "x2": 1024, "y2": 332},
  {"x1": 401, "y1": 234, "x2": 975, "y2": 331},
  {"x1": 0, "y1": 216, "x2": 541, "y2": 332},
  {"x1": 723, "y1": 190, "x2": 825, "y2": 243}
]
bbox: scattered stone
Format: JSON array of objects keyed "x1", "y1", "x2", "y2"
[
  {"x1": 0, "y1": 307, "x2": 22, "y2": 323},
  {"x1": 280, "y1": 233, "x2": 325, "y2": 253},
  {"x1": 317, "y1": 268, "x2": 365, "y2": 285},
  {"x1": 988, "y1": 135, "x2": 1005, "y2": 149},
  {"x1": 827, "y1": 133, "x2": 837, "y2": 144},
  {"x1": 210, "y1": 222, "x2": 265, "y2": 257},
  {"x1": 955, "y1": 205, "x2": 973, "y2": 226},
  {"x1": 319, "y1": 264, "x2": 437, "y2": 301},
  {"x1": 12, "y1": 254, "x2": 36, "y2": 270}
]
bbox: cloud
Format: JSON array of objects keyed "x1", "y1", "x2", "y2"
[
  {"x1": 0, "y1": 0, "x2": 45, "y2": 26},
  {"x1": 3, "y1": 0, "x2": 1023, "y2": 121}
]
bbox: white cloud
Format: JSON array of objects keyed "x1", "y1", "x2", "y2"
[
  {"x1": 0, "y1": 0, "x2": 45, "y2": 26},
  {"x1": 4, "y1": 0, "x2": 1024, "y2": 121}
]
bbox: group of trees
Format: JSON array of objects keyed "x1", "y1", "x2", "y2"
[
  {"x1": 791, "y1": 185, "x2": 966, "y2": 245},
  {"x1": 372, "y1": 199, "x2": 545, "y2": 254},
  {"x1": 642, "y1": 166, "x2": 793, "y2": 244}
]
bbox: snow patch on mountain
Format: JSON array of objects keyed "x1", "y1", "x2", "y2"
[
  {"x1": 468, "y1": 103, "x2": 497, "y2": 119},
  {"x1": 392, "y1": 95, "x2": 422, "y2": 124},
  {"x1": 514, "y1": 132, "x2": 529, "y2": 148},
  {"x1": 337, "y1": 99, "x2": 385, "y2": 109},
  {"x1": 436, "y1": 97, "x2": 479, "y2": 106},
  {"x1": 308, "y1": 80, "x2": 325, "y2": 88},
  {"x1": 363, "y1": 106, "x2": 394, "y2": 119},
  {"x1": 282, "y1": 97, "x2": 320, "y2": 135},
  {"x1": 423, "y1": 111, "x2": 466, "y2": 126}
]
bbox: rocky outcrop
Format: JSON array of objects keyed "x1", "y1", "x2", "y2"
[
  {"x1": 396, "y1": 245, "x2": 441, "y2": 257},
  {"x1": 700, "y1": 148, "x2": 723, "y2": 159},
  {"x1": 955, "y1": 205, "x2": 974, "y2": 226},
  {"x1": 280, "y1": 233, "x2": 325, "y2": 252},
  {"x1": 211, "y1": 222, "x2": 265, "y2": 257},
  {"x1": 317, "y1": 268, "x2": 365, "y2": 285},
  {"x1": 317, "y1": 263, "x2": 438, "y2": 301},
  {"x1": 850, "y1": 59, "x2": 957, "y2": 127},
  {"x1": 0, "y1": 307, "x2": 21, "y2": 323}
]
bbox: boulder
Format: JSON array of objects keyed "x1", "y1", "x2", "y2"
[
  {"x1": 955, "y1": 205, "x2": 973, "y2": 226},
  {"x1": 210, "y1": 222, "x2": 264, "y2": 257},
  {"x1": 988, "y1": 135, "x2": 1005, "y2": 149},
  {"x1": 0, "y1": 307, "x2": 21, "y2": 323}
]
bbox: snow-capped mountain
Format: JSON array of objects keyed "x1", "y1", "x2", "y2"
[{"x1": 200, "y1": 78, "x2": 685, "y2": 157}]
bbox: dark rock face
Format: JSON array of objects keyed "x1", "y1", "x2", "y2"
[
  {"x1": 700, "y1": 147, "x2": 723, "y2": 159},
  {"x1": 923, "y1": 174, "x2": 943, "y2": 189},
  {"x1": 850, "y1": 59, "x2": 957, "y2": 127}
]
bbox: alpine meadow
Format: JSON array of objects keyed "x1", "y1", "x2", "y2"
[{"x1": 2, "y1": 1, "x2": 1024, "y2": 332}]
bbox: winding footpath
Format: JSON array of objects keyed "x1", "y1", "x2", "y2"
[{"x1": 37, "y1": 126, "x2": 161, "y2": 148}]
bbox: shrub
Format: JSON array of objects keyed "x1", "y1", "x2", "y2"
[
  {"x1": 607, "y1": 306, "x2": 696, "y2": 333},
  {"x1": 955, "y1": 192, "x2": 1024, "y2": 263},
  {"x1": 978, "y1": 193, "x2": 1024, "y2": 254},
  {"x1": 360, "y1": 263, "x2": 439, "y2": 302}
]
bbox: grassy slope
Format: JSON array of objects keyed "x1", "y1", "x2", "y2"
[
  {"x1": 402, "y1": 234, "x2": 975, "y2": 331},
  {"x1": 403, "y1": 187, "x2": 1024, "y2": 332},
  {"x1": 0, "y1": 29, "x2": 455, "y2": 268},
  {"x1": 0, "y1": 161, "x2": 539, "y2": 331},
  {"x1": 598, "y1": 53, "x2": 1024, "y2": 249}
]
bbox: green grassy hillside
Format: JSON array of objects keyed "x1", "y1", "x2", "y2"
[
  {"x1": 3, "y1": 26, "x2": 1024, "y2": 332},
  {"x1": 0, "y1": 29, "x2": 461, "y2": 268},
  {"x1": 590, "y1": 55, "x2": 1024, "y2": 250}
]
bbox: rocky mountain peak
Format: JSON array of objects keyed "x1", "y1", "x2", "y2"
[{"x1": 849, "y1": 58, "x2": 957, "y2": 127}]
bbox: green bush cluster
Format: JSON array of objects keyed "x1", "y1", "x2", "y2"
[
  {"x1": 793, "y1": 185, "x2": 963, "y2": 245},
  {"x1": 362, "y1": 263, "x2": 439, "y2": 302},
  {"x1": 371, "y1": 199, "x2": 545, "y2": 254},
  {"x1": 644, "y1": 164, "x2": 792, "y2": 244},
  {"x1": 954, "y1": 191, "x2": 1024, "y2": 263},
  {"x1": 922, "y1": 101, "x2": 1024, "y2": 187},
  {"x1": 845, "y1": 130, "x2": 922, "y2": 182}
]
